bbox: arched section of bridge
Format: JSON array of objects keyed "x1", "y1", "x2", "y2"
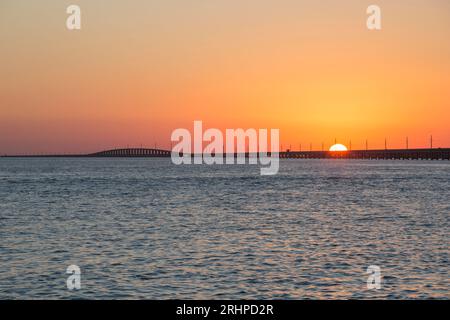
[{"x1": 88, "y1": 148, "x2": 171, "y2": 157}]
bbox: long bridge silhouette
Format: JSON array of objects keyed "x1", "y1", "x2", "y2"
[
  {"x1": 3, "y1": 147, "x2": 449, "y2": 160},
  {"x1": 90, "y1": 147, "x2": 450, "y2": 160}
]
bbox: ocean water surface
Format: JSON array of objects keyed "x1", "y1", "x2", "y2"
[{"x1": 0, "y1": 158, "x2": 448, "y2": 299}]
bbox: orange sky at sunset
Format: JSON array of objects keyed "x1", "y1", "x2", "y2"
[{"x1": 1, "y1": 0, "x2": 449, "y2": 154}]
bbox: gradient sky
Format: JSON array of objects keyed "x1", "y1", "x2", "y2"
[{"x1": 1, "y1": 0, "x2": 449, "y2": 154}]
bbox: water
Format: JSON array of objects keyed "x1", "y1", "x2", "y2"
[{"x1": 0, "y1": 158, "x2": 448, "y2": 299}]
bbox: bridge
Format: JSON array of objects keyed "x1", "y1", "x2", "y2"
[
  {"x1": 2, "y1": 147, "x2": 449, "y2": 160},
  {"x1": 90, "y1": 147, "x2": 450, "y2": 160}
]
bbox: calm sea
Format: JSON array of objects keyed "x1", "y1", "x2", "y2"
[{"x1": 0, "y1": 158, "x2": 448, "y2": 299}]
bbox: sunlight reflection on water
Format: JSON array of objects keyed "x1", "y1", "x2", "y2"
[{"x1": 0, "y1": 158, "x2": 448, "y2": 299}]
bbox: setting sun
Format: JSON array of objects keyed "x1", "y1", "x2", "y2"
[{"x1": 329, "y1": 144, "x2": 348, "y2": 152}]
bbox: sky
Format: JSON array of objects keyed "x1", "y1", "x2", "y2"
[{"x1": 1, "y1": 0, "x2": 449, "y2": 154}]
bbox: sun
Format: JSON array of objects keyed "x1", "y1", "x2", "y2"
[{"x1": 329, "y1": 144, "x2": 348, "y2": 152}]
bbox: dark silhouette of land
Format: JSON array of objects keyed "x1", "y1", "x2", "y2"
[{"x1": 1, "y1": 147, "x2": 450, "y2": 160}]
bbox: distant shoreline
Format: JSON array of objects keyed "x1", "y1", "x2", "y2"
[{"x1": 1, "y1": 147, "x2": 449, "y2": 160}]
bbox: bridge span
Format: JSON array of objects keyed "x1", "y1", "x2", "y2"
[
  {"x1": 2, "y1": 148, "x2": 449, "y2": 160},
  {"x1": 89, "y1": 147, "x2": 450, "y2": 160},
  {"x1": 280, "y1": 148, "x2": 450, "y2": 160}
]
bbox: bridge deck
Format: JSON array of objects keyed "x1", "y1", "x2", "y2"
[
  {"x1": 280, "y1": 148, "x2": 450, "y2": 160},
  {"x1": 2, "y1": 148, "x2": 449, "y2": 160}
]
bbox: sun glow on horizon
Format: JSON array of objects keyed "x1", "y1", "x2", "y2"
[
  {"x1": 1, "y1": 1, "x2": 450, "y2": 154},
  {"x1": 329, "y1": 144, "x2": 348, "y2": 152}
]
